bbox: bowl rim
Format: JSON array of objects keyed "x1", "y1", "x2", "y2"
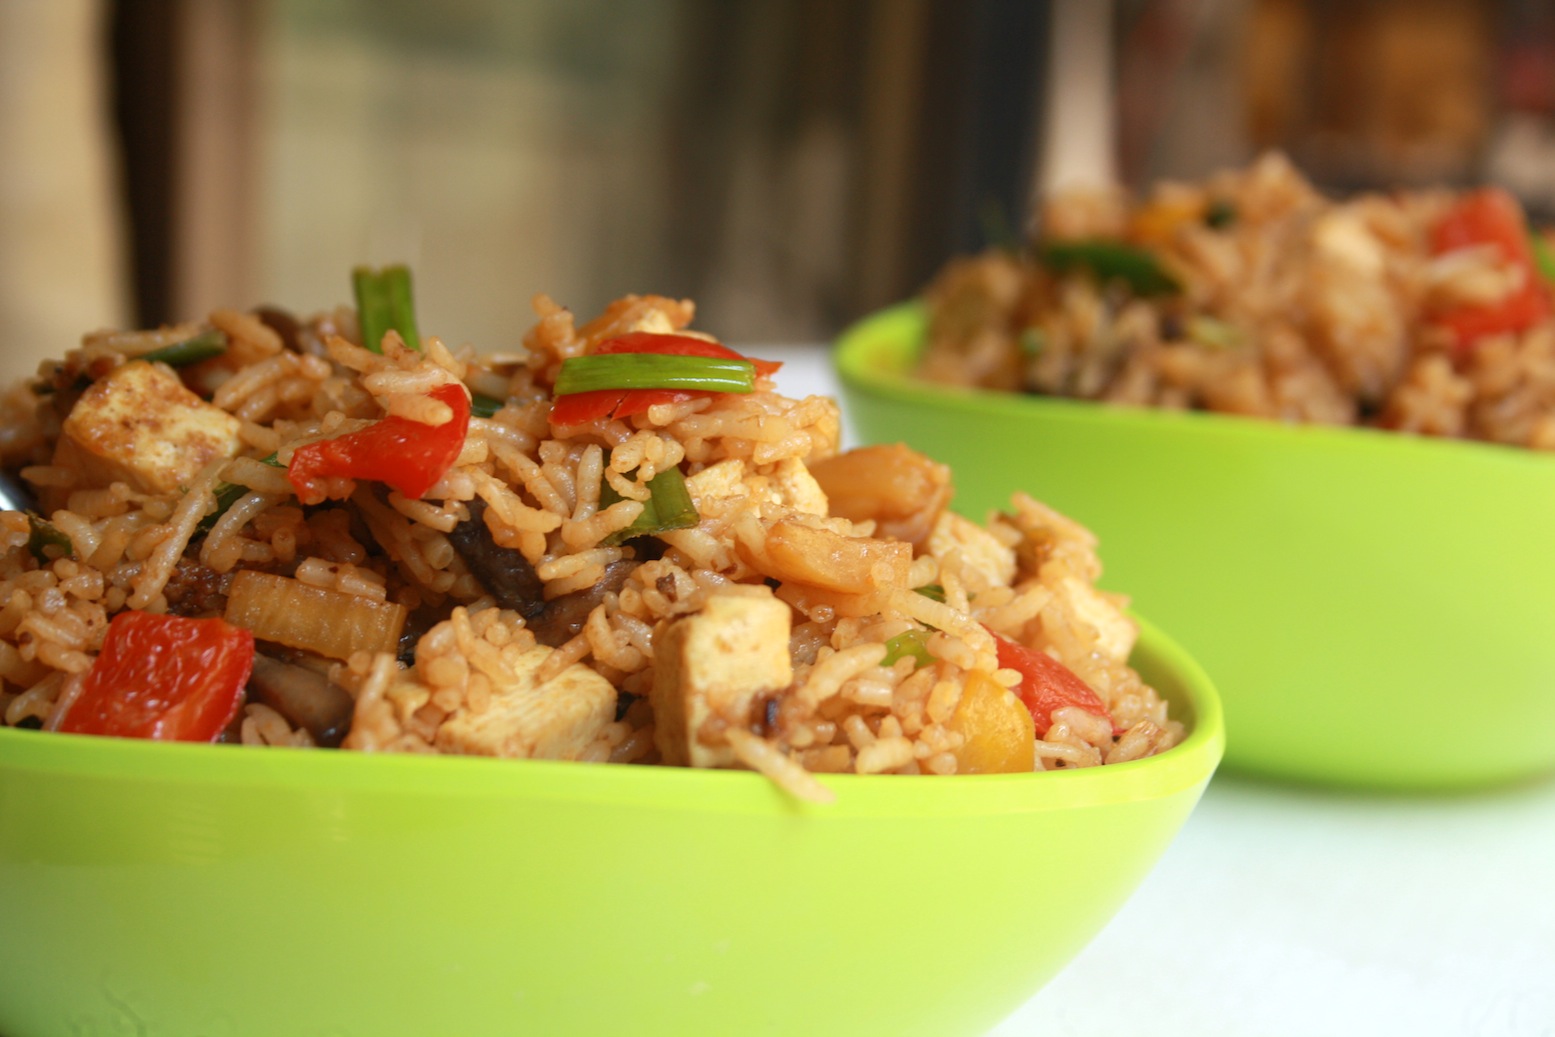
[
  {"x1": 0, "y1": 616, "x2": 1222, "y2": 820},
  {"x1": 834, "y1": 300, "x2": 1555, "y2": 473}
]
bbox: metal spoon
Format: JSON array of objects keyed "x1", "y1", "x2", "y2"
[{"x1": 0, "y1": 469, "x2": 38, "y2": 513}]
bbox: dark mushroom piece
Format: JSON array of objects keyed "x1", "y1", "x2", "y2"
[
  {"x1": 246, "y1": 653, "x2": 355, "y2": 748},
  {"x1": 446, "y1": 498, "x2": 639, "y2": 648}
]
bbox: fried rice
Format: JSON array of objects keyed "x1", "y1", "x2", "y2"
[
  {"x1": 920, "y1": 152, "x2": 1555, "y2": 450},
  {"x1": 0, "y1": 282, "x2": 1180, "y2": 800}
]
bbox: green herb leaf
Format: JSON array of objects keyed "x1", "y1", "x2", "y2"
[
  {"x1": 599, "y1": 466, "x2": 699, "y2": 546},
  {"x1": 555, "y1": 354, "x2": 756, "y2": 397},
  {"x1": 141, "y1": 328, "x2": 228, "y2": 367},
  {"x1": 353, "y1": 265, "x2": 421, "y2": 354},
  {"x1": 914, "y1": 584, "x2": 946, "y2": 603},
  {"x1": 1038, "y1": 239, "x2": 1181, "y2": 296}
]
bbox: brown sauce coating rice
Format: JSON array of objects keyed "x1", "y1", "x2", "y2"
[
  {"x1": 0, "y1": 289, "x2": 1181, "y2": 800},
  {"x1": 919, "y1": 152, "x2": 1555, "y2": 450}
]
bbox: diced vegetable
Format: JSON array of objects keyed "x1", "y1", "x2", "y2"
[
  {"x1": 199, "y1": 453, "x2": 283, "y2": 534},
  {"x1": 1039, "y1": 239, "x2": 1180, "y2": 296},
  {"x1": 470, "y1": 392, "x2": 504, "y2": 418},
  {"x1": 58, "y1": 611, "x2": 253, "y2": 741},
  {"x1": 759, "y1": 521, "x2": 912, "y2": 595},
  {"x1": 224, "y1": 570, "x2": 407, "y2": 660},
  {"x1": 1018, "y1": 327, "x2": 1046, "y2": 359},
  {"x1": 986, "y1": 627, "x2": 1113, "y2": 737},
  {"x1": 554, "y1": 354, "x2": 756, "y2": 397},
  {"x1": 25, "y1": 512, "x2": 73, "y2": 563},
  {"x1": 947, "y1": 669, "x2": 1036, "y2": 774},
  {"x1": 287, "y1": 381, "x2": 470, "y2": 505},
  {"x1": 1186, "y1": 315, "x2": 1242, "y2": 349},
  {"x1": 1429, "y1": 188, "x2": 1553, "y2": 348},
  {"x1": 246, "y1": 654, "x2": 355, "y2": 747},
  {"x1": 352, "y1": 264, "x2": 420, "y2": 353},
  {"x1": 881, "y1": 628, "x2": 933, "y2": 668},
  {"x1": 140, "y1": 329, "x2": 228, "y2": 367},
  {"x1": 1529, "y1": 231, "x2": 1555, "y2": 286},
  {"x1": 599, "y1": 466, "x2": 699, "y2": 546},
  {"x1": 549, "y1": 333, "x2": 782, "y2": 425},
  {"x1": 807, "y1": 444, "x2": 952, "y2": 547},
  {"x1": 1204, "y1": 199, "x2": 1237, "y2": 229}
]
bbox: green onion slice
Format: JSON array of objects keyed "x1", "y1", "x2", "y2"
[
  {"x1": 914, "y1": 584, "x2": 946, "y2": 603},
  {"x1": 353, "y1": 265, "x2": 421, "y2": 354},
  {"x1": 1038, "y1": 239, "x2": 1181, "y2": 296},
  {"x1": 554, "y1": 354, "x2": 755, "y2": 397},
  {"x1": 198, "y1": 453, "x2": 282, "y2": 534},
  {"x1": 882, "y1": 628, "x2": 933, "y2": 669},
  {"x1": 599, "y1": 466, "x2": 699, "y2": 546},
  {"x1": 470, "y1": 392, "x2": 504, "y2": 419},
  {"x1": 1529, "y1": 231, "x2": 1555, "y2": 287},
  {"x1": 141, "y1": 329, "x2": 228, "y2": 367},
  {"x1": 26, "y1": 512, "x2": 73, "y2": 564}
]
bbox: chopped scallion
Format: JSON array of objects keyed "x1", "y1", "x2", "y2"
[
  {"x1": 141, "y1": 329, "x2": 228, "y2": 367},
  {"x1": 1038, "y1": 239, "x2": 1180, "y2": 296},
  {"x1": 914, "y1": 584, "x2": 946, "y2": 603},
  {"x1": 198, "y1": 453, "x2": 282, "y2": 534},
  {"x1": 882, "y1": 628, "x2": 933, "y2": 668},
  {"x1": 352, "y1": 265, "x2": 421, "y2": 354},
  {"x1": 1186, "y1": 315, "x2": 1242, "y2": 349},
  {"x1": 470, "y1": 392, "x2": 504, "y2": 419},
  {"x1": 1204, "y1": 199, "x2": 1237, "y2": 229},
  {"x1": 599, "y1": 466, "x2": 699, "y2": 546},
  {"x1": 26, "y1": 512, "x2": 72, "y2": 564},
  {"x1": 554, "y1": 354, "x2": 755, "y2": 397},
  {"x1": 1530, "y1": 231, "x2": 1555, "y2": 286}
]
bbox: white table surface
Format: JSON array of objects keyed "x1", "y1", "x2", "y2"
[{"x1": 761, "y1": 342, "x2": 1555, "y2": 1037}]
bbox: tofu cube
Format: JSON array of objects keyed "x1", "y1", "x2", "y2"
[
  {"x1": 54, "y1": 360, "x2": 243, "y2": 496},
  {"x1": 927, "y1": 511, "x2": 1017, "y2": 588},
  {"x1": 435, "y1": 644, "x2": 617, "y2": 759},
  {"x1": 651, "y1": 587, "x2": 793, "y2": 768}
]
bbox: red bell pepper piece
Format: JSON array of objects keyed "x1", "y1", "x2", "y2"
[
  {"x1": 1429, "y1": 188, "x2": 1552, "y2": 349},
  {"x1": 986, "y1": 627, "x2": 1115, "y2": 737},
  {"x1": 549, "y1": 333, "x2": 781, "y2": 425},
  {"x1": 58, "y1": 611, "x2": 254, "y2": 742},
  {"x1": 288, "y1": 381, "x2": 470, "y2": 505}
]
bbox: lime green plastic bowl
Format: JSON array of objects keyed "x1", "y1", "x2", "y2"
[
  {"x1": 836, "y1": 301, "x2": 1555, "y2": 791},
  {"x1": 0, "y1": 618, "x2": 1219, "y2": 1037}
]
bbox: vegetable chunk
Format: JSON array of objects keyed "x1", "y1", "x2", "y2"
[
  {"x1": 651, "y1": 587, "x2": 794, "y2": 767},
  {"x1": 53, "y1": 360, "x2": 242, "y2": 497},
  {"x1": 434, "y1": 645, "x2": 616, "y2": 759}
]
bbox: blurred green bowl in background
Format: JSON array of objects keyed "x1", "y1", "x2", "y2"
[
  {"x1": 0, "y1": 617, "x2": 1220, "y2": 1037},
  {"x1": 835, "y1": 301, "x2": 1555, "y2": 791}
]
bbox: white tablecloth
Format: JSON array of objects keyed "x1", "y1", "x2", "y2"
[{"x1": 761, "y1": 343, "x2": 1555, "y2": 1037}]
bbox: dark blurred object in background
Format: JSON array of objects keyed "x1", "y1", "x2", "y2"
[
  {"x1": 108, "y1": 0, "x2": 1050, "y2": 345},
  {"x1": 10, "y1": 0, "x2": 1552, "y2": 363}
]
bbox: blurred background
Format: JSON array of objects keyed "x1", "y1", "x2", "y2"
[{"x1": 2, "y1": 0, "x2": 1553, "y2": 379}]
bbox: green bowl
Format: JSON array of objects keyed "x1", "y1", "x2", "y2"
[
  {"x1": 835, "y1": 302, "x2": 1555, "y2": 791},
  {"x1": 0, "y1": 618, "x2": 1220, "y2": 1037}
]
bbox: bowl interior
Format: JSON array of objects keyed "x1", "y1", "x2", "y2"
[
  {"x1": 834, "y1": 301, "x2": 1555, "y2": 791},
  {"x1": 0, "y1": 617, "x2": 1220, "y2": 1037}
]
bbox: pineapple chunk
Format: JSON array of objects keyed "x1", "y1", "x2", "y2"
[
  {"x1": 435, "y1": 644, "x2": 617, "y2": 759},
  {"x1": 54, "y1": 360, "x2": 242, "y2": 496},
  {"x1": 651, "y1": 586, "x2": 793, "y2": 768}
]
